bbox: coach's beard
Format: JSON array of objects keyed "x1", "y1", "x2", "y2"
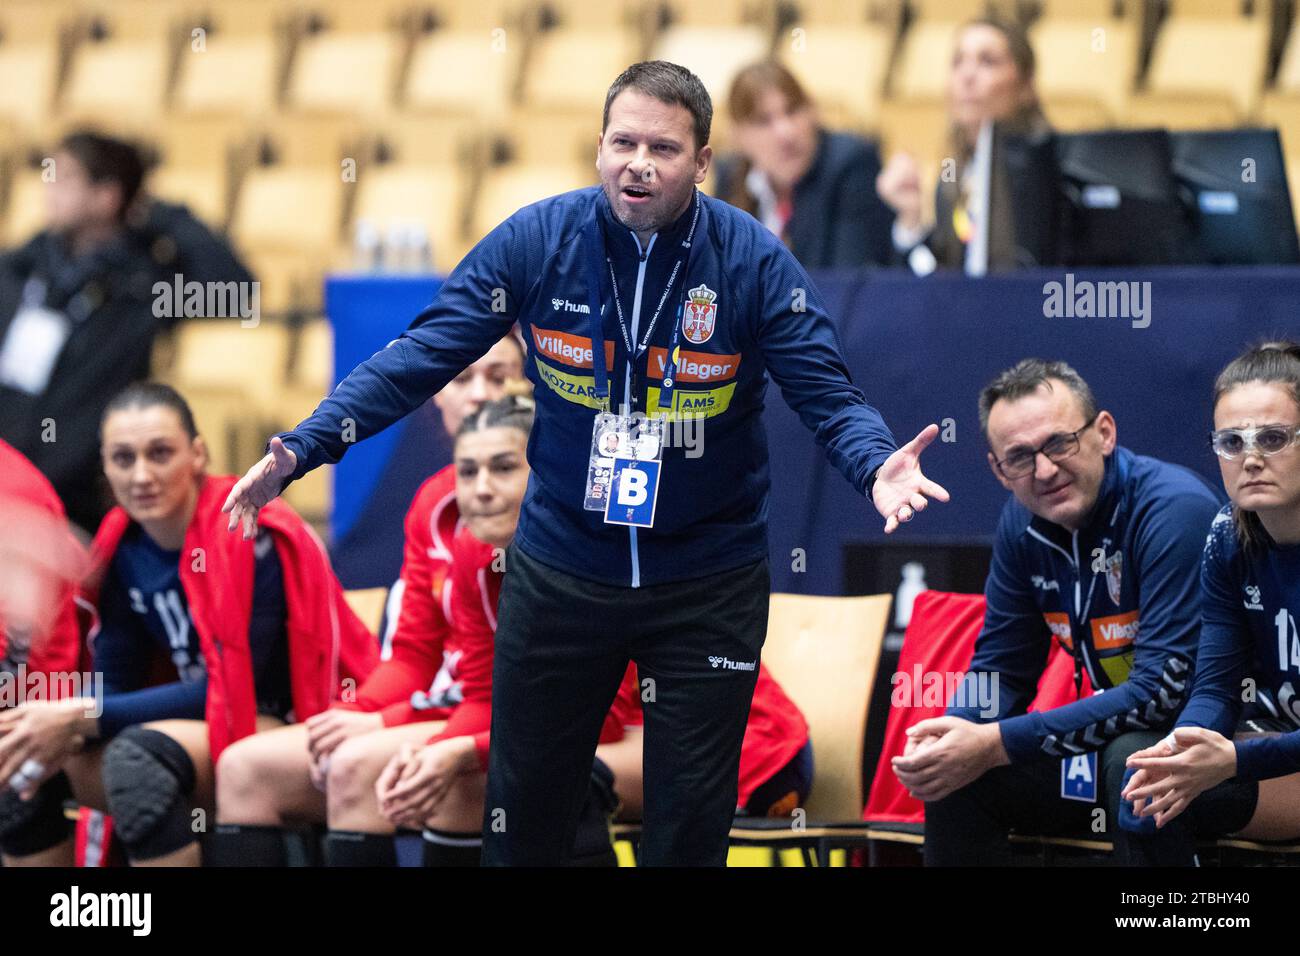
[{"x1": 604, "y1": 183, "x2": 693, "y2": 239}]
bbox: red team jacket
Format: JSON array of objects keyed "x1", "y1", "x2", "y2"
[
  {"x1": 0, "y1": 438, "x2": 85, "y2": 678},
  {"x1": 75, "y1": 475, "x2": 378, "y2": 761},
  {"x1": 339, "y1": 466, "x2": 466, "y2": 726}
]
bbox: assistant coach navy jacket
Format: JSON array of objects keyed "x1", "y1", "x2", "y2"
[
  {"x1": 948, "y1": 447, "x2": 1223, "y2": 762},
  {"x1": 277, "y1": 186, "x2": 898, "y2": 587}
]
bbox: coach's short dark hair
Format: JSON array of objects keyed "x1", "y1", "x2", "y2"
[
  {"x1": 602, "y1": 60, "x2": 712, "y2": 150},
  {"x1": 978, "y1": 359, "x2": 1098, "y2": 438},
  {"x1": 57, "y1": 130, "x2": 146, "y2": 221}
]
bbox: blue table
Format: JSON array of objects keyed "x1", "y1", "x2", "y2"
[{"x1": 322, "y1": 266, "x2": 1300, "y2": 592}]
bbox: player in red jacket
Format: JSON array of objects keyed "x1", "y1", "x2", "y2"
[
  {"x1": 212, "y1": 335, "x2": 525, "y2": 866},
  {"x1": 0, "y1": 438, "x2": 86, "y2": 694},
  {"x1": 0, "y1": 383, "x2": 375, "y2": 866}
]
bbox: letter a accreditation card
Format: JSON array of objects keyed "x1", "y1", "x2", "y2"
[{"x1": 584, "y1": 412, "x2": 664, "y2": 528}]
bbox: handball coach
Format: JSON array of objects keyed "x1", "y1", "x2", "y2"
[{"x1": 223, "y1": 60, "x2": 948, "y2": 866}]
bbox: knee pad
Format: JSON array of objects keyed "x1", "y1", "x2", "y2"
[
  {"x1": 102, "y1": 727, "x2": 198, "y2": 861},
  {"x1": 0, "y1": 772, "x2": 73, "y2": 857}
]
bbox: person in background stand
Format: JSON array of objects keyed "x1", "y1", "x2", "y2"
[
  {"x1": 713, "y1": 60, "x2": 895, "y2": 269},
  {"x1": 875, "y1": 15, "x2": 1050, "y2": 274}
]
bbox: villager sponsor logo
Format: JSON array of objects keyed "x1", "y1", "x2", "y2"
[
  {"x1": 1043, "y1": 611, "x2": 1073, "y2": 650},
  {"x1": 531, "y1": 326, "x2": 614, "y2": 370},
  {"x1": 648, "y1": 345, "x2": 740, "y2": 383},
  {"x1": 1091, "y1": 610, "x2": 1139, "y2": 650}
]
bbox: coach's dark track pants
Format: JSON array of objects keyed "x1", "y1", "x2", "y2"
[{"x1": 481, "y1": 545, "x2": 769, "y2": 866}]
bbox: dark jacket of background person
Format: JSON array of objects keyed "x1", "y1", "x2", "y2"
[
  {"x1": 714, "y1": 129, "x2": 896, "y2": 269},
  {"x1": 0, "y1": 200, "x2": 253, "y2": 535}
]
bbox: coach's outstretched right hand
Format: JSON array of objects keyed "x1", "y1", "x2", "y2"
[{"x1": 222, "y1": 437, "x2": 297, "y2": 540}]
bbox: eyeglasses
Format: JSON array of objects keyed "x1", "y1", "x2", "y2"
[
  {"x1": 995, "y1": 414, "x2": 1099, "y2": 480},
  {"x1": 1210, "y1": 423, "x2": 1300, "y2": 460}
]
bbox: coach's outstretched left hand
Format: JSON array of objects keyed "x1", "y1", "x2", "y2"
[{"x1": 871, "y1": 424, "x2": 950, "y2": 534}]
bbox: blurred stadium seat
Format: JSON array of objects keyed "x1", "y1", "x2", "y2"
[
  {"x1": 1125, "y1": 14, "x2": 1270, "y2": 127},
  {"x1": 758, "y1": 592, "x2": 890, "y2": 821},
  {"x1": 778, "y1": 19, "x2": 893, "y2": 133},
  {"x1": 1031, "y1": 17, "x2": 1137, "y2": 125}
]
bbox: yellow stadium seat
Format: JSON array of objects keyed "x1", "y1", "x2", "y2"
[
  {"x1": 0, "y1": 0, "x2": 72, "y2": 45},
  {"x1": 0, "y1": 41, "x2": 60, "y2": 135},
  {"x1": 877, "y1": 99, "x2": 947, "y2": 225},
  {"x1": 1040, "y1": 96, "x2": 1113, "y2": 132},
  {"x1": 780, "y1": 0, "x2": 877, "y2": 26},
  {"x1": 343, "y1": 587, "x2": 388, "y2": 634},
  {"x1": 374, "y1": 114, "x2": 490, "y2": 165},
  {"x1": 649, "y1": 24, "x2": 773, "y2": 146},
  {"x1": 657, "y1": 0, "x2": 772, "y2": 28},
  {"x1": 73, "y1": 0, "x2": 188, "y2": 42},
  {"x1": 351, "y1": 162, "x2": 469, "y2": 273},
  {"x1": 154, "y1": 115, "x2": 252, "y2": 171},
  {"x1": 171, "y1": 319, "x2": 291, "y2": 408},
  {"x1": 756, "y1": 593, "x2": 890, "y2": 821},
  {"x1": 1121, "y1": 94, "x2": 1241, "y2": 131},
  {"x1": 60, "y1": 35, "x2": 172, "y2": 126},
  {"x1": 1128, "y1": 16, "x2": 1269, "y2": 122},
  {"x1": 1033, "y1": 0, "x2": 1138, "y2": 17},
  {"x1": 166, "y1": 319, "x2": 293, "y2": 473},
  {"x1": 1, "y1": 167, "x2": 48, "y2": 248},
  {"x1": 291, "y1": 318, "x2": 334, "y2": 393},
  {"x1": 1258, "y1": 93, "x2": 1300, "y2": 164},
  {"x1": 187, "y1": 0, "x2": 291, "y2": 37},
  {"x1": 287, "y1": 30, "x2": 408, "y2": 116},
  {"x1": 404, "y1": 24, "x2": 524, "y2": 119},
  {"x1": 1273, "y1": 17, "x2": 1300, "y2": 98},
  {"x1": 890, "y1": 19, "x2": 957, "y2": 103},
  {"x1": 522, "y1": 27, "x2": 641, "y2": 115},
  {"x1": 173, "y1": 32, "x2": 281, "y2": 116},
  {"x1": 778, "y1": 23, "x2": 893, "y2": 133},
  {"x1": 229, "y1": 165, "x2": 345, "y2": 312},
  {"x1": 231, "y1": 166, "x2": 345, "y2": 250},
  {"x1": 1030, "y1": 18, "x2": 1137, "y2": 121},
  {"x1": 493, "y1": 111, "x2": 597, "y2": 165},
  {"x1": 469, "y1": 162, "x2": 594, "y2": 241},
  {"x1": 146, "y1": 164, "x2": 231, "y2": 230}
]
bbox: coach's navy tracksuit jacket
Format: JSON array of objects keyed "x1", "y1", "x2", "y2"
[
  {"x1": 278, "y1": 186, "x2": 898, "y2": 587},
  {"x1": 1177, "y1": 505, "x2": 1300, "y2": 781},
  {"x1": 948, "y1": 447, "x2": 1223, "y2": 762}
]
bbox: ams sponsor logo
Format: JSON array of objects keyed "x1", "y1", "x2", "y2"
[{"x1": 645, "y1": 382, "x2": 736, "y2": 420}]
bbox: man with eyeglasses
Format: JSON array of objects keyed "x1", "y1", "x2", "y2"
[{"x1": 893, "y1": 358, "x2": 1223, "y2": 865}]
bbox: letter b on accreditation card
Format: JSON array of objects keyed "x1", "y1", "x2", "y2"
[{"x1": 604, "y1": 457, "x2": 661, "y2": 528}]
